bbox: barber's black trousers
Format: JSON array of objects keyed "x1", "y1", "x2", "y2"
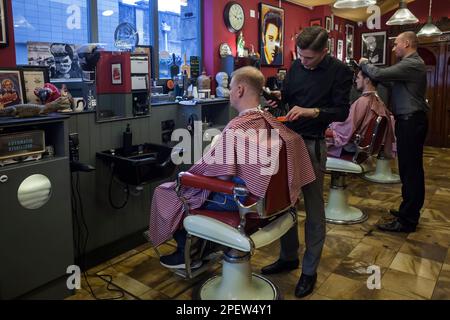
[{"x1": 395, "y1": 112, "x2": 428, "y2": 226}]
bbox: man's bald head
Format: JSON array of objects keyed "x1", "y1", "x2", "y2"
[
  {"x1": 398, "y1": 31, "x2": 418, "y2": 49},
  {"x1": 393, "y1": 31, "x2": 418, "y2": 59}
]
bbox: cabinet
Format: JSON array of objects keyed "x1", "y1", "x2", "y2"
[{"x1": 0, "y1": 116, "x2": 74, "y2": 299}]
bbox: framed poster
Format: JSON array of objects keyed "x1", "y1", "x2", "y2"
[
  {"x1": 259, "y1": 3, "x2": 284, "y2": 66},
  {"x1": 111, "y1": 63, "x2": 122, "y2": 85},
  {"x1": 0, "y1": 0, "x2": 7, "y2": 47},
  {"x1": 361, "y1": 31, "x2": 386, "y2": 65},
  {"x1": 0, "y1": 69, "x2": 24, "y2": 108},
  {"x1": 328, "y1": 38, "x2": 335, "y2": 57},
  {"x1": 325, "y1": 17, "x2": 332, "y2": 32},
  {"x1": 310, "y1": 19, "x2": 321, "y2": 27},
  {"x1": 18, "y1": 66, "x2": 50, "y2": 104},
  {"x1": 337, "y1": 39, "x2": 344, "y2": 61},
  {"x1": 27, "y1": 42, "x2": 82, "y2": 82},
  {"x1": 345, "y1": 24, "x2": 354, "y2": 60}
]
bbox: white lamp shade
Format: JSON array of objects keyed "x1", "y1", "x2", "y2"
[
  {"x1": 417, "y1": 16, "x2": 443, "y2": 37},
  {"x1": 386, "y1": 1, "x2": 419, "y2": 26},
  {"x1": 333, "y1": 0, "x2": 376, "y2": 9}
]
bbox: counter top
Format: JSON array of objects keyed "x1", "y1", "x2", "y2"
[
  {"x1": 151, "y1": 98, "x2": 229, "y2": 107},
  {"x1": 0, "y1": 113, "x2": 70, "y2": 127}
]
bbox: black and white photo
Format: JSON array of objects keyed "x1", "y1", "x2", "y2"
[
  {"x1": 337, "y1": 39, "x2": 343, "y2": 61},
  {"x1": 27, "y1": 42, "x2": 82, "y2": 82},
  {"x1": 361, "y1": 31, "x2": 386, "y2": 65},
  {"x1": 345, "y1": 24, "x2": 354, "y2": 60}
]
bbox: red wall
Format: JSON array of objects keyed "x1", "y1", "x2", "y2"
[
  {"x1": 0, "y1": 0, "x2": 16, "y2": 67},
  {"x1": 203, "y1": 0, "x2": 312, "y2": 87}
]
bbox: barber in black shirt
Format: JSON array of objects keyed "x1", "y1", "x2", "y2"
[{"x1": 262, "y1": 26, "x2": 353, "y2": 298}]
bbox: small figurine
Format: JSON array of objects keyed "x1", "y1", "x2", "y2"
[
  {"x1": 60, "y1": 84, "x2": 75, "y2": 111},
  {"x1": 197, "y1": 68, "x2": 211, "y2": 90},
  {"x1": 215, "y1": 72, "x2": 230, "y2": 98}
]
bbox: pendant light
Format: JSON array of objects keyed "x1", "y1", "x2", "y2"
[
  {"x1": 333, "y1": 0, "x2": 376, "y2": 9},
  {"x1": 417, "y1": 0, "x2": 442, "y2": 37},
  {"x1": 386, "y1": 0, "x2": 419, "y2": 26}
]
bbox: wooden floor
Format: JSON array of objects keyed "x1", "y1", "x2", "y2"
[{"x1": 67, "y1": 146, "x2": 450, "y2": 300}]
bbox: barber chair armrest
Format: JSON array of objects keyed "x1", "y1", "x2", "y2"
[{"x1": 177, "y1": 172, "x2": 247, "y2": 195}]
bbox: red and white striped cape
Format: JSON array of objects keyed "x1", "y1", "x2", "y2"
[{"x1": 148, "y1": 109, "x2": 315, "y2": 247}]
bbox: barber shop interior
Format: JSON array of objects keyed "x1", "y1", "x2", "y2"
[{"x1": 0, "y1": 0, "x2": 449, "y2": 302}]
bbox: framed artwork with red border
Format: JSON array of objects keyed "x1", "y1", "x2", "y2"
[{"x1": 309, "y1": 19, "x2": 321, "y2": 27}]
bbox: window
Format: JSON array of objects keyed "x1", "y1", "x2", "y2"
[
  {"x1": 13, "y1": 0, "x2": 89, "y2": 65},
  {"x1": 98, "y1": 0, "x2": 153, "y2": 51},
  {"x1": 12, "y1": 0, "x2": 201, "y2": 81},
  {"x1": 157, "y1": 0, "x2": 201, "y2": 79}
]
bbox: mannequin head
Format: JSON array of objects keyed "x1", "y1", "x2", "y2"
[{"x1": 216, "y1": 72, "x2": 229, "y2": 88}]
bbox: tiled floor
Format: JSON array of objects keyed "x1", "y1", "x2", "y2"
[{"x1": 67, "y1": 147, "x2": 450, "y2": 300}]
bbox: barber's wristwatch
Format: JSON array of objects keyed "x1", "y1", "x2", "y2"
[{"x1": 313, "y1": 108, "x2": 320, "y2": 118}]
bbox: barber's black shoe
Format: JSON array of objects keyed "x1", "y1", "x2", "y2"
[
  {"x1": 377, "y1": 218, "x2": 416, "y2": 233},
  {"x1": 261, "y1": 259, "x2": 299, "y2": 275},
  {"x1": 295, "y1": 273, "x2": 317, "y2": 298},
  {"x1": 160, "y1": 250, "x2": 202, "y2": 269},
  {"x1": 389, "y1": 209, "x2": 400, "y2": 218}
]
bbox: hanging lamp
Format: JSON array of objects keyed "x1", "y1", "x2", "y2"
[
  {"x1": 417, "y1": 0, "x2": 442, "y2": 37},
  {"x1": 333, "y1": 0, "x2": 376, "y2": 9},
  {"x1": 386, "y1": 0, "x2": 419, "y2": 26}
]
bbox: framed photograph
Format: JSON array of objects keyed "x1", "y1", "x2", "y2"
[
  {"x1": 111, "y1": 63, "x2": 122, "y2": 85},
  {"x1": 345, "y1": 24, "x2": 354, "y2": 60},
  {"x1": 328, "y1": 38, "x2": 335, "y2": 57},
  {"x1": 309, "y1": 18, "x2": 321, "y2": 27},
  {"x1": 361, "y1": 31, "x2": 386, "y2": 65},
  {"x1": 27, "y1": 41, "x2": 82, "y2": 82},
  {"x1": 0, "y1": 69, "x2": 25, "y2": 108},
  {"x1": 18, "y1": 66, "x2": 50, "y2": 104},
  {"x1": 0, "y1": 0, "x2": 7, "y2": 47},
  {"x1": 259, "y1": 3, "x2": 284, "y2": 66},
  {"x1": 325, "y1": 17, "x2": 332, "y2": 32},
  {"x1": 337, "y1": 39, "x2": 344, "y2": 61}
]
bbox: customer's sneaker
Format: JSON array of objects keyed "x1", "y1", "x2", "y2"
[{"x1": 160, "y1": 250, "x2": 202, "y2": 269}]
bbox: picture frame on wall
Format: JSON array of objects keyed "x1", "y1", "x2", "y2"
[
  {"x1": 18, "y1": 66, "x2": 50, "y2": 104},
  {"x1": 259, "y1": 3, "x2": 284, "y2": 67},
  {"x1": 111, "y1": 63, "x2": 123, "y2": 85},
  {"x1": 325, "y1": 17, "x2": 332, "y2": 32},
  {"x1": 309, "y1": 18, "x2": 321, "y2": 27},
  {"x1": 345, "y1": 24, "x2": 354, "y2": 61},
  {"x1": 328, "y1": 38, "x2": 335, "y2": 57},
  {"x1": 0, "y1": 0, "x2": 7, "y2": 47},
  {"x1": 361, "y1": 31, "x2": 386, "y2": 66},
  {"x1": 0, "y1": 69, "x2": 25, "y2": 108},
  {"x1": 337, "y1": 39, "x2": 344, "y2": 61}
]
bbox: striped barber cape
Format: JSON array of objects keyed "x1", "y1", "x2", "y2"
[{"x1": 148, "y1": 109, "x2": 315, "y2": 247}]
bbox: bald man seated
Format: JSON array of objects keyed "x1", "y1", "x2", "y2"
[{"x1": 148, "y1": 66, "x2": 316, "y2": 269}]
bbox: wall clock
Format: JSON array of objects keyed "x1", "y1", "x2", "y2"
[{"x1": 224, "y1": 2, "x2": 245, "y2": 33}]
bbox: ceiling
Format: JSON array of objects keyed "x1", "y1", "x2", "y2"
[{"x1": 284, "y1": 0, "x2": 416, "y2": 22}]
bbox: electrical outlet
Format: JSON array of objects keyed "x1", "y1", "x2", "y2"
[{"x1": 250, "y1": 10, "x2": 255, "y2": 18}]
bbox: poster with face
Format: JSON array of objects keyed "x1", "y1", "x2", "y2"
[
  {"x1": 0, "y1": 70, "x2": 24, "y2": 109},
  {"x1": 361, "y1": 31, "x2": 386, "y2": 65},
  {"x1": 27, "y1": 42, "x2": 82, "y2": 81},
  {"x1": 259, "y1": 3, "x2": 284, "y2": 66}
]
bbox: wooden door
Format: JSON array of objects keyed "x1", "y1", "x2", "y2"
[
  {"x1": 443, "y1": 43, "x2": 450, "y2": 147},
  {"x1": 417, "y1": 45, "x2": 442, "y2": 146}
]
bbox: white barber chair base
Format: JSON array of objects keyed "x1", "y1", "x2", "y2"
[
  {"x1": 325, "y1": 187, "x2": 368, "y2": 225},
  {"x1": 363, "y1": 158, "x2": 400, "y2": 184},
  {"x1": 195, "y1": 255, "x2": 280, "y2": 300}
]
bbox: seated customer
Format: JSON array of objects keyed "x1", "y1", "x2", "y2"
[
  {"x1": 148, "y1": 66, "x2": 316, "y2": 269},
  {"x1": 326, "y1": 70, "x2": 395, "y2": 158}
]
